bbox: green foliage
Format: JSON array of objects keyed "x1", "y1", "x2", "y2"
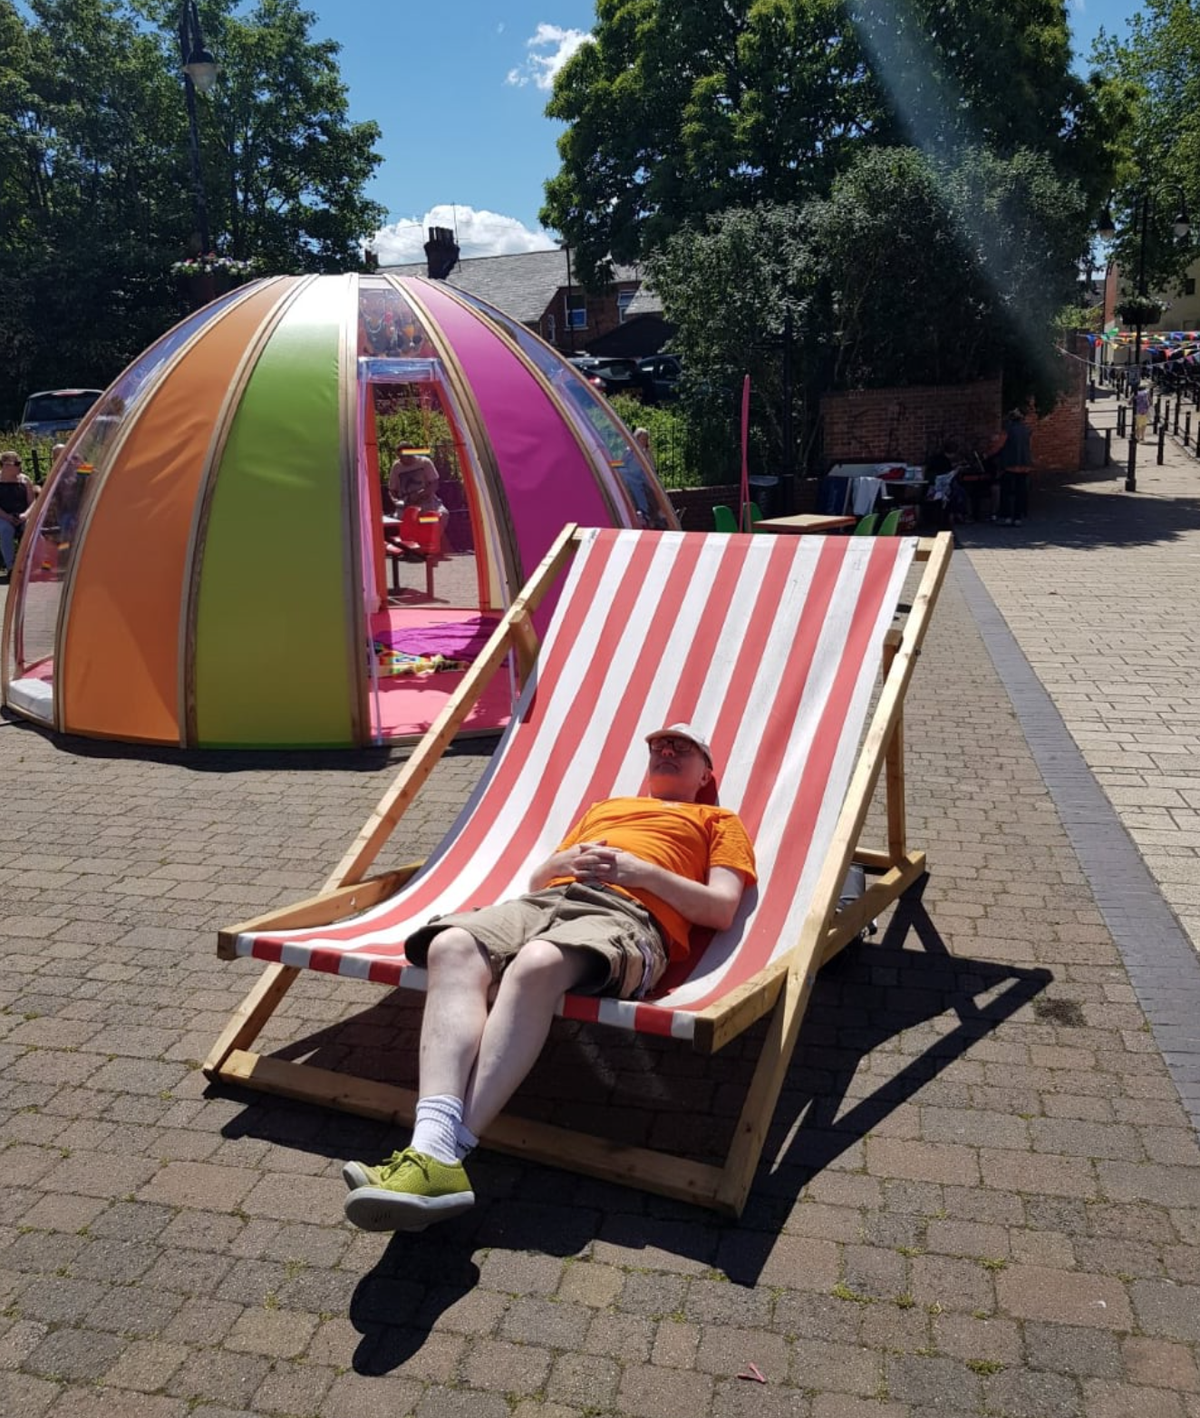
[
  {"x1": 541, "y1": 0, "x2": 1117, "y2": 286},
  {"x1": 1116, "y1": 295, "x2": 1164, "y2": 327},
  {"x1": 1091, "y1": 0, "x2": 1200, "y2": 298},
  {"x1": 645, "y1": 144, "x2": 1088, "y2": 472},
  {"x1": 0, "y1": 0, "x2": 384, "y2": 422},
  {"x1": 607, "y1": 396, "x2": 696, "y2": 487},
  {"x1": 813, "y1": 144, "x2": 1089, "y2": 410},
  {"x1": 644, "y1": 204, "x2": 812, "y2": 482},
  {"x1": 0, "y1": 428, "x2": 57, "y2": 483},
  {"x1": 143, "y1": 0, "x2": 388, "y2": 273}
]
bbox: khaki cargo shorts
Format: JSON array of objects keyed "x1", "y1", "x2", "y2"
[{"x1": 404, "y1": 882, "x2": 668, "y2": 1000}]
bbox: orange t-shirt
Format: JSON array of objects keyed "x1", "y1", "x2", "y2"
[{"x1": 552, "y1": 796, "x2": 757, "y2": 961}]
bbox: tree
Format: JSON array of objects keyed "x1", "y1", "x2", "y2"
[
  {"x1": 542, "y1": 0, "x2": 1115, "y2": 284},
  {"x1": 135, "y1": 0, "x2": 386, "y2": 271},
  {"x1": 0, "y1": 0, "x2": 186, "y2": 416},
  {"x1": 809, "y1": 145, "x2": 1091, "y2": 406},
  {"x1": 1091, "y1": 0, "x2": 1200, "y2": 298},
  {"x1": 645, "y1": 145, "x2": 1090, "y2": 477},
  {"x1": 0, "y1": 0, "x2": 385, "y2": 422},
  {"x1": 136, "y1": 0, "x2": 386, "y2": 271},
  {"x1": 643, "y1": 203, "x2": 815, "y2": 482}
]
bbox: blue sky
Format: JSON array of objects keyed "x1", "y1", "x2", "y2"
[{"x1": 304, "y1": 0, "x2": 1143, "y2": 263}]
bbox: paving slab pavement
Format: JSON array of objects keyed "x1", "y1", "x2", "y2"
[
  {"x1": 962, "y1": 386, "x2": 1200, "y2": 962},
  {"x1": 2, "y1": 460, "x2": 1200, "y2": 1416}
]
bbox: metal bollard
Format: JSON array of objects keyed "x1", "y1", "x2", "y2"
[
  {"x1": 1117, "y1": 404, "x2": 1127, "y2": 437},
  {"x1": 1158, "y1": 425, "x2": 1166, "y2": 465},
  {"x1": 1175, "y1": 393, "x2": 1182, "y2": 434},
  {"x1": 1105, "y1": 427, "x2": 1112, "y2": 465},
  {"x1": 1089, "y1": 379, "x2": 1096, "y2": 402},
  {"x1": 1185, "y1": 412, "x2": 1191, "y2": 448}
]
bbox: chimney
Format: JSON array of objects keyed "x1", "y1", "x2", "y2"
[{"x1": 424, "y1": 226, "x2": 459, "y2": 280}]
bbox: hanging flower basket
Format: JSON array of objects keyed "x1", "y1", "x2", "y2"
[{"x1": 1116, "y1": 296, "x2": 1163, "y2": 327}]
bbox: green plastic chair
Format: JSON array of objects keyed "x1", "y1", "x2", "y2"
[
  {"x1": 712, "y1": 504, "x2": 739, "y2": 533},
  {"x1": 876, "y1": 509, "x2": 902, "y2": 536},
  {"x1": 742, "y1": 501, "x2": 764, "y2": 532},
  {"x1": 853, "y1": 513, "x2": 879, "y2": 536}
]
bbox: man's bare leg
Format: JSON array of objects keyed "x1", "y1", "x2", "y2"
[
  {"x1": 343, "y1": 933, "x2": 590, "y2": 1231},
  {"x1": 418, "y1": 926, "x2": 494, "y2": 1099},
  {"x1": 463, "y1": 938, "x2": 593, "y2": 1137},
  {"x1": 343, "y1": 925, "x2": 492, "y2": 1231}
]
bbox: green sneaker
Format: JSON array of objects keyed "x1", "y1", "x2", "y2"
[{"x1": 342, "y1": 1147, "x2": 475, "y2": 1232}]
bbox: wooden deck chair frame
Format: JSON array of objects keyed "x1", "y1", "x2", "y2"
[{"x1": 205, "y1": 526, "x2": 952, "y2": 1218}]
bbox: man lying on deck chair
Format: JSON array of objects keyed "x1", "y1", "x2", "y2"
[{"x1": 342, "y1": 724, "x2": 757, "y2": 1232}]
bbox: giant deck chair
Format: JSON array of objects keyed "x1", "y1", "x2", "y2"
[{"x1": 206, "y1": 526, "x2": 952, "y2": 1217}]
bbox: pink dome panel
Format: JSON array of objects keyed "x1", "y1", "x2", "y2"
[{"x1": 413, "y1": 281, "x2": 617, "y2": 581}]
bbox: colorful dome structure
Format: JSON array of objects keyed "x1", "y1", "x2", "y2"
[{"x1": 1, "y1": 274, "x2": 677, "y2": 748}]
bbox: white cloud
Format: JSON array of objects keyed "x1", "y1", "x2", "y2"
[
  {"x1": 506, "y1": 23, "x2": 589, "y2": 91},
  {"x1": 372, "y1": 205, "x2": 558, "y2": 265}
]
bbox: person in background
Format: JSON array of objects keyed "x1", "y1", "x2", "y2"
[
  {"x1": 958, "y1": 449, "x2": 996, "y2": 524},
  {"x1": 0, "y1": 451, "x2": 36, "y2": 580},
  {"x1": 389, "y1": 443, "x2": 448, "y2": 528},
  {"x1": 994, "y1": 408, "x2": 1033, "y2": 528},
  {"x1": 633, "y1": 427, "x2": 656, "y2": 471},
  {"x1": 1134, "y1": 381, "x2": 1151, "y2": 443}
]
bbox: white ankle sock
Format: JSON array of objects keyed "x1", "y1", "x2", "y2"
[
  {"x1": 454, "y1": 1119, "x2": 478, "y2": 1160},
  {"x1": 411, "y1": 1095, "x2": 468, "y2": 1165}
]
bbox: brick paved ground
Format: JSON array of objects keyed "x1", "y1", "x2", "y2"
[
  {"x1": 963, "y1": 389, "x2": 1200, "y2": 958},
  {"x1": 2, "y1": 445, "x2": 1199, "y2": 1416}
]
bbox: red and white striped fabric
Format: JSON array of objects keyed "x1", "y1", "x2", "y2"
[{"x1": 237, "y1": 528, "x2": 916, "y2": 1041}]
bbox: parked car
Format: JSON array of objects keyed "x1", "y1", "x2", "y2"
[
  {"x1": 568, "y1": 356, "x2": 656, "y2": 402},
  {"x1": 19, "y1": 388, "x2": 103, "y2": 441},
  {"x1": 637, "y1": 354, "x2": 682, "y2": 401}
]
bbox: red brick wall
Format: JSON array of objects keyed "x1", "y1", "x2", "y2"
[
  {"x1": 1026, "y1": 339, "x2": 1088, "y2": 473},
  {"x1": 818, "y1": 349, "x2": 1089, "y2": 474},
  {"x1": 819, "y1": 378, "x2": 1003, "y2": 468},
  {"x1": 538, "y1": 284, "x2": 639, "y2": 352}
]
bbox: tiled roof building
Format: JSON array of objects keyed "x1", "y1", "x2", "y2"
[{"x1": 384, "y1": 234, "x2": 668, "y2": 357}]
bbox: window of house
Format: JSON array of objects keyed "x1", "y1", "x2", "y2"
[
  {"x1": 618, "y1": 289, "x2": 635, "y2": 323},
  {"x1": 1185, "y1": 277, "x2": 1196, "y2": 297},
  {"x1": 546, "y1": 313, "x2": 557, "y2": 343},
  {"x1": 566, "y1": 292, "x2": 587, "y2": 329}
]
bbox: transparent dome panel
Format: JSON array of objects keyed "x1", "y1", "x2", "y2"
[
  {"x1": 6, "y1": 287, "x2": 252, "y2": 700},
  {"x1": 359, "y1": 277, "x2": 432, "y2": 357}
]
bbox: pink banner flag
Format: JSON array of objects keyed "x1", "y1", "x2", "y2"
[{"x1": 740, "y1": 374, "x2": 751, "y2": 531}]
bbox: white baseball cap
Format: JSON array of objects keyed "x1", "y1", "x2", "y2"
[{"x1": 645, "y1": 722, "x2": 712, "y2": 766}]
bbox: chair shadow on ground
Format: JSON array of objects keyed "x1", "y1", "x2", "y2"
[{"x1": 214, "y1": 882, "x2": 1050, "y2": 1373}]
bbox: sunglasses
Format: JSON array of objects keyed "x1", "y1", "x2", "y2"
[
  {"x1": 1, "y1": 458, "x2": 21, "y2": 466},
  {"x1": 650, "y1": 735, "x2": 702, "y2": 757}
]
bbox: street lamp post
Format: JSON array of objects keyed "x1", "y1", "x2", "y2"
[
  {"x1": 179, "y1": 0, "x2": 217, "y2": 256},
  {"x1": 1101, "y1": 186, "x2": 1190, "y2": 492}
]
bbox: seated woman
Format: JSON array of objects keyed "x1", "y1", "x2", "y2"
[{"x1": 0, "y1": 451, "x2": 36, "y2": 580}]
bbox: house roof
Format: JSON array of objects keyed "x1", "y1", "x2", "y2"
[{"x1": 383, "y1": 247, "x2": 661, "y2": 323}]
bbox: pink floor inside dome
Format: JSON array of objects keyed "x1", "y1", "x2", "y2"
[{"x1": 367, "y1": 605, "x2": 512, "y2": 741}]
